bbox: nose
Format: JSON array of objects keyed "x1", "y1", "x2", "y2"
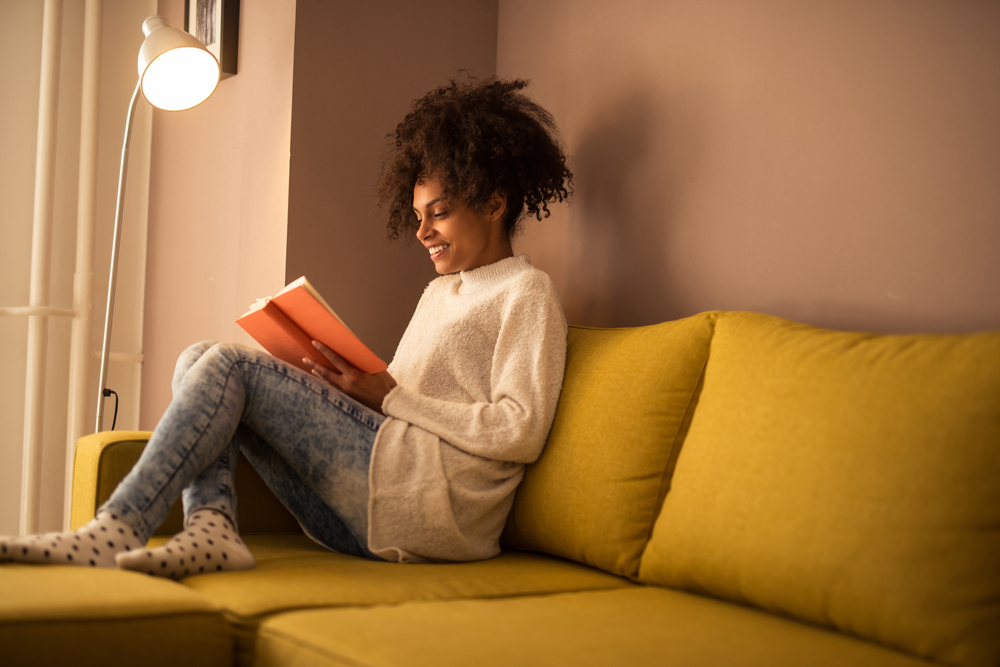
[{"x1": 416, "y1": 214, "x2": 432, "y2": 241}]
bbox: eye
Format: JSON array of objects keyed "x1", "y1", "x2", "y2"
[{"x1": 433, "y1": 211, "x2": 448, "y2": 219}]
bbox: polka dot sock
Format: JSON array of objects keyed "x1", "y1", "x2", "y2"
[
  {"x1": 115, "y1": 508, "x2": 255, "y2": 579},
  {"x1": 0, "y1": 511, "x2": 143, "y2": 568}
]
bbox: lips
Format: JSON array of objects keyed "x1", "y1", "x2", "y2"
[{"x1": 428, "y1": 244, "x2": 450, "y2": 257}]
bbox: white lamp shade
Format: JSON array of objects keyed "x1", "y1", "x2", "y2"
[{"x1": 137, "y1": 16, "x2": 220, "y2": 111}]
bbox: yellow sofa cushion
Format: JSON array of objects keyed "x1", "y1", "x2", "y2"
[
  {"x1": 255, "y1": 587, "x2": 931, "y2": 667},
  {"x1": 182, "y1": 534, "x2": 632, "y2": 621},
  {"x1": 0, "y1": 565, "x2": 230, "y2": 667},
  {"x1": 639, "y1": 312, "x2": 1000, "y2": 667},
  {"x1": 502, "y1": 314, "x2": 714, "y2": 577},
  {"x1": 179, "y1": 534, "x2": 633, "y2": 665}
]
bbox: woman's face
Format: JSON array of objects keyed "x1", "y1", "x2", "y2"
[{"x1": 413, "y1": 176, "x2": 512, "y2": 274}]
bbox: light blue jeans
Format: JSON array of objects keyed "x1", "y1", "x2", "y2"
[{"x1": 101, "y1": 341, "x2": 385, "y2": 560}]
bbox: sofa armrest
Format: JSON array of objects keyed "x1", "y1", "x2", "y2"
[
  {"x1": 71, "y1": 431, "x2": 303, "y2": 536},
  {"x1": 71, "y1": 431, "x2": 155, "y2": 530}
]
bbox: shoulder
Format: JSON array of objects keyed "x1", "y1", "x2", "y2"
[
  {"x1": 503, "y1": 262, "x2": 562, "y2": 308},
  {"x1": 509, "y1": 262, "x2": 559, "y2": 295},
  {"x1": 496, "y1": 264, "x2": 566, "y2": 334}
]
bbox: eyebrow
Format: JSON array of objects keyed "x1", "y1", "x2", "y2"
[{"x1": 414, "y1": 197, "x2": 445, "y2": 211}]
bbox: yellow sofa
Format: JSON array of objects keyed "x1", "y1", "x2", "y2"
[{"x1": 2, "y1": 311, "x2": 998, "y2": 667}]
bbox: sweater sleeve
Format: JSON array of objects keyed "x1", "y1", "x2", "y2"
[{"x1": 381, "y1": 283, "x2": 567, "y2": 464}]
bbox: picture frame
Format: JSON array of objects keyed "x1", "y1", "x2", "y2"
[{"x1": 184, "y1": 0, "x2": 240, "y2": 78}]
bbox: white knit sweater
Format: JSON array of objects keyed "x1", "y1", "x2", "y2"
[{"x1": 367, "y1": 255, "x2": 567, "y2": 563}]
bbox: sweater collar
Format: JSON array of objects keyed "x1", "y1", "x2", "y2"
[{"x1": 459, "y1": 255, "x2": 531, "y2": 293}]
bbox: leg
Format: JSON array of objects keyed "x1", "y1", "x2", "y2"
[
  {"x1": 4, "y1": 341, "x2": 382, "y2": 574},
  {"x1": 101, "y1": 342, "x2": 261, "y2": 539},
  {"x1": 175, "y1": 340, "x2": 241, "y2": 528},
  {"x1": 119, "y1": 344, "x2": 385, "y2": 575},
  {"x1": 236, "y1": 425, "x2": 379, "y2": 559},
  {"x1": 0, "y1": 341, "x2": 228, "y2": 568},
  {"x1": 235, "y1": 357, "x2": 384, "y2": 550},
  {"x1": 160, "y1": 339, "x2": 382, "y2": 547},
  {"x1": 1, "y1": 340, "x2": 247, "y2": 570},
  {"x1": 115, "y1": 343, "x2": 385, "y2": 575}
]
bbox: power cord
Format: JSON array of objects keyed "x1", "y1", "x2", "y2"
[{"x1": 102, "y1": 388, "x2": 119, "y2": 430}]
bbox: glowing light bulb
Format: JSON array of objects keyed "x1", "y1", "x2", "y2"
[{"x1": 141, "y1": 47, "x2": 220, "y2": 111}]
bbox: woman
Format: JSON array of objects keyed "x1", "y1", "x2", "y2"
[{"x1": 1, "y1": 76, "x2": 571, "y2": 574}]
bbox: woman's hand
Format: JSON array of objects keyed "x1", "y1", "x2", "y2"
[{"x1": 304, "y1": 341, "x2": 397, "y2": 414}]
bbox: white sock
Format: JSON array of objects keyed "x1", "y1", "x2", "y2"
[
  {"x1": 115, "y1": 508, "x2": 255, "y2": 579},
  {"x1": 0, "y1": 511, "x2": 143, "y2": 568}
]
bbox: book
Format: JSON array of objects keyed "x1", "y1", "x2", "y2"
[{"x1": 236, "y1": 276, "x2": 387, "y2": 375}]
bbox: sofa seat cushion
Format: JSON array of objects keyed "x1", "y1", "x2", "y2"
[
  {"x1": 178, "y1": 534, "x2": 633, "y2": 665},
  {"x1": 0, "y1": 564, "x2": 230, "y2": 667},
  {"x1": 640, "y1": 311, "x2": 1000, "y2": 667},
  {"x1": 254, "y1": 586, "x2": 935, "y2": 667},
  {"x1": 181, "y1": 535, "x2": 632, "y2": 619},
  {"x1": 502, "y1": 314, "x2": 714, "y2": 578}
]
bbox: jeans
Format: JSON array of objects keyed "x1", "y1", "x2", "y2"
[{"x1": 101, "y1": 341, "x2": 385, "y2": 560}]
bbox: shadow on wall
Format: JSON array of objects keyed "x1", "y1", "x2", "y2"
[{"x1": 563, "y1": 87, "x2": 709, "y2": 328}]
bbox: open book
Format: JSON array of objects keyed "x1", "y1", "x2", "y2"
[{"x1": 236, "y1": 276, "x2": 387, "y2": 375}]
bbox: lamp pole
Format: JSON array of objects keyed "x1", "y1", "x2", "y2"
[
  {"x1": 94, "y1": 16, "x2": 219, "y2": 432},
  {"x1": 95, "y1": 82, "x2": 141, "y2": 432}
]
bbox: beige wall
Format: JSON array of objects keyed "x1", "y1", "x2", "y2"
[
  {"x1": 286, "y1": 0, "x2": 498, "y2": 361},
  {"x1": 499, "y1": 0, "x2": 1000, "y2": 334},
  {"x1": 140, "y1": 0, "x2": 296, "y2": 427},
  {"x1": 139, "y1": 0, "x2": 1000, "y2": 433}
]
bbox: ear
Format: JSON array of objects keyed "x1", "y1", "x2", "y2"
[{"x1": 486, "y1": 192, "x2": 507, "y2": 223}]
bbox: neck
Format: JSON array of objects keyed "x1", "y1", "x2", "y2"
[{"x1": 467, "y1": 230, "x2": 514, "y2": 272}]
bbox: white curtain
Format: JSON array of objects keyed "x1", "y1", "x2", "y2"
[{"x1": 0, "y1": 0, "x2": 154, "y2": 536}]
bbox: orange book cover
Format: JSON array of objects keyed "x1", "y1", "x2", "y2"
[{"x1": 236, "y1": 276, "x2": 387, "y2": 375}]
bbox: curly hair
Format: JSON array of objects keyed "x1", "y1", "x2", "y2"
[{"x1": 377, "y1": 76, "x2": 573, "y2": 240}]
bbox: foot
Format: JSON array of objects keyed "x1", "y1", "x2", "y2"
[
  {"x1": 0, "y1": 511, "x2": 143, "y2": 568},
  {"x1": 115, "y1": 508, "x2": 255, "y2": 579}
]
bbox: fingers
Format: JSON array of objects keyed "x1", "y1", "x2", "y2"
[
  {"x1": 302, "y1": 357, "x2": 348, "y2": 389},
  {"x1": 311, "y1": 340, "x2": 346, "y2": 371},
  {"x1": 301, "y1": 343, "x2": 394, "y2": 414},
  {"x1": 303, "y1": 357, "x2": 372, "y2": 409},
  {"x1": 302, "y1": 357, "x2": 335, "y2": 383},
  {"x1": 305, "y1": 341, "x2": 360, "y2": 389}
]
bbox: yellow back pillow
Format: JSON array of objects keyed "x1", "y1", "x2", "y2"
[
  {"x1": 639, "y1": 312, "x2": 1000, "y2": 667},
  {"x1": 503, "y1": 314, "x2": 714, "y2": 578}
]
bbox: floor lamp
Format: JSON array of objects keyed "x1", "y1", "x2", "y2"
[{"x1": 96, "y1": 16, "x2": 220, "y2": 432}]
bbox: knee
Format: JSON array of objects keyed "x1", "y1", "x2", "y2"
[
  {"x1": 176, "y1": 341, "x2": 221, "y2": 370},
  {"x1": 185, "y1": 340, "x2": 219, "y2": 358},
  {"x1": 172, "y1": 341, "x2": 220, "y2": 393},
  {"x1": 205, "y1": 342, "x2": 257, "y2": 361},
  {"x1": 198, "y1": 342, "x2": 276, "y2": 374},
  {"x1": 174, "y1": 341, "x2": 265, "y2": 386}
]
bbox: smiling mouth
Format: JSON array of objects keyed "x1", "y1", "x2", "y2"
[{"x1": 428, "y1": 244, "x2": 450, "y2": 257}]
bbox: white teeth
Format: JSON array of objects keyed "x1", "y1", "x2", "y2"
[{"x1": 429, "y1": 244, "x2": 449, "y2": 256}]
